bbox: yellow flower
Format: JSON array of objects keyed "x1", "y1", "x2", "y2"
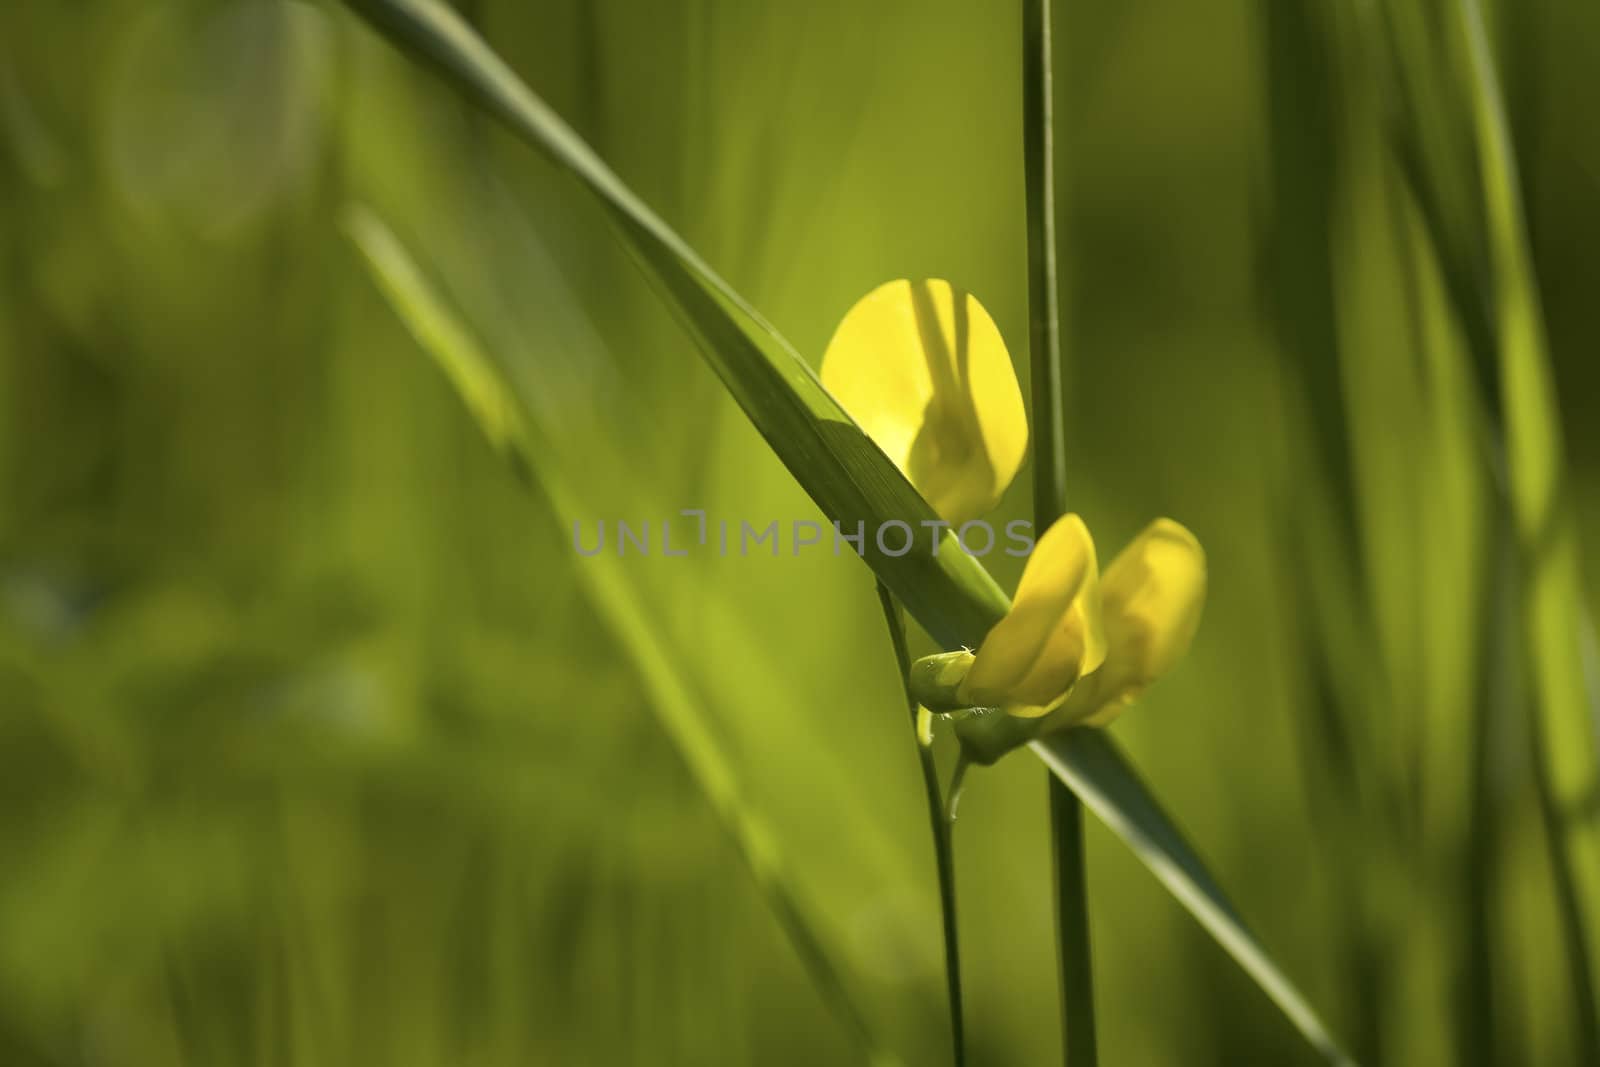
[
  {"x1": 1051, "y1": 518, "x2": 1207, "y2": 728},
  {"x1": 958, "y1": 514, "x2": 1106, "y2": 717},
  {"x1": 820, "y1": 279, "x2": 1028, "y2": 525},
  {"x1": 942, "y1": 515, "x2": 1206, "y2": 731},
  {"x1": 823, "y1": 278, "x2": 1205, "y2": 740}
]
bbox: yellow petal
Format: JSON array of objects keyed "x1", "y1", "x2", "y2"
[
  {"x1": 1056, "y1": 518, "x2": 1207, "y2": 728},
  {"x1": 820, "y1": 279, "x2": 1028, "y2": 525},
  {"x1": 958, "y1": 514, "x2": 1107, "y2": 717}
]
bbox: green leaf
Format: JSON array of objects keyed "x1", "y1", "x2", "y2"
[
  {"x1": 1032, "y1": 732, "x2": 1355, "y2": 1066},
  {"x1": 343, "y1": 0, "x2": 1009, "y2": 651},
  {"x1": 342, "y1": 207, "x2": 535, "y2": 481},
  {"x1": 1455, "y1": 0, "x2": 1600, "y2": 1043},
  {"x1": 344, "y1": 204, "x2": 901, "y2": 1066},
  {"x1": 341, "y1": 0, "x2": 1353, "y2": 1058}
]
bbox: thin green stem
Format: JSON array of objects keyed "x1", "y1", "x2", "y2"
[
  {"x1": 1024, "y1": 0, "x2": 1096, "y2": 1062},
  {"x1": 876, "y1": 580, "x2": 965, "y2": 1067},
  {"x1": 1050, "y1": 777, "x2": 1098, "y2": 1064},
  {"x1": 1023, "y1": 0, "x2": 1067, "y2": 522}
]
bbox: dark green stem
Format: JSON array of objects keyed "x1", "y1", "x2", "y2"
[
  {"x1": 1024, "y1": 1, "x2": 1066, "y2": 518},
  {"x1": 876, "y1": 580, "x2": 965, "y2": 1067},
  {"x1": 1050, "y1": 776, "x2": 1098, "y2": 1064},
  {"x1": 1024, "y1": 0, "x2": 1096, "y2": 1062}
]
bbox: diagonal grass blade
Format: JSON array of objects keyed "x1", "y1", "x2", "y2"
[{"x1": 345, "y1": 205, "x2": 901, "y2": 1065}]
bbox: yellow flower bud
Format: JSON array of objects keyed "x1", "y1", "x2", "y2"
[{"x1": 820, "y1": 279, "x2": 1028, "y2": 525}]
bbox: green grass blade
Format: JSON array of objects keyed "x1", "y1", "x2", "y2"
[
  {"x1": 1021, "y1": 0, "x2": 1097, "y2": 1062},
  {"x1": 341, "y1": 4, "x2": 1352, "y2": 1056},
  {"x1": 1033, "y1": 732, "x2": 1355, "y2": 1065},
  {"x1": 344, "y1": 205, "x2": 899, "y2": 1065},
  {"x1": 343, "y1": 0, "x2": 1008, "y2": 652},
  {"x1": 1455, "y1": 0, "x2": 1600, "y2": 1048}
]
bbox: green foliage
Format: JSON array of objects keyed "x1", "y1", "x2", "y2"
[
  {"x1": 344, "y1": 0, "x2": 1351, "y2": 1058},
  {"x1": 3, "y1": 0, "x2": 1599, "y2": 1064}
]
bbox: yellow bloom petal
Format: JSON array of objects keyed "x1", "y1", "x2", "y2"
[
  {"x1": 820, "y1": 279, "x2": 1028, "y2": 525},
  {"x1": 958, "y1": 514, "x2": 1107, "y2": 717},
  {"x1": 1054, "y1": 518, "x2": 1207, "y2": 728}
]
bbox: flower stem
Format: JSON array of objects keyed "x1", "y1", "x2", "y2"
[
  {"x1": 1023, "y1": 0, "x2": 1067, "y2": 521},
  {"x1": 1023, "y1": 0, "x2": 1097, "y2": 1062},
  {"x1": 1049, "y1": 778, "x2": 1098, "y2": 1063},
  {"x1": 876, "y1": 580, "x2": 965, "y2": 1067}
]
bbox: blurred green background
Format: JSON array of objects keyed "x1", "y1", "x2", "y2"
[{"x1": 3, "y1": 0, "x2": 1599, "y2": 1063}]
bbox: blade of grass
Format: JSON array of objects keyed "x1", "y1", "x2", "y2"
[
  {"x1": 875, "y1": 580, "x2": 965, "y2": 1067},
  {"x1": 1021, "y1": 0, "x2": 1096, "y2": 1062},
  {"x1": 1377, "y1": 1, "x2": 1499, "y2": 414},
  {"x1": 1258, "y1": 12, "x2": 1392, "y2": 1053},
  {"x1": 1455, "y1": 0, "x2": 1600, "y2": 1051},
  {"x1": 342, "y1": 0, "x2": 1009, "y2": 650},
  {"x1": 341, "y1": 4, "x2": 1352, "y2": 1056},
  {"x1": 1369, "y1": 0, "x2": 1598, "y2": 1053},
  {"x1": 1397, "y1": 171, "x2": 1502, "y2": 1067},
  {"x1": 344, "y1": 206, "x2": 899, "y2": 1065},
  {"x1": 1032, "y1": 732, "x2": 1356, "y2": 1066}
]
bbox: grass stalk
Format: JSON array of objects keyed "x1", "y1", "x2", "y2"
[
  {"x1": 876, "y1": 579, "x2": 966, "y2": 1067},
  {"x1": 1454, "y1": 0, "x2": 1600, "y2": 1053},
  {"x1": 1022, "y1": 0, "x2": 1096, "y2": 1062},
  {"x1": 1048, "y1": 775, "x2": 1097, "y2": 1064}
]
